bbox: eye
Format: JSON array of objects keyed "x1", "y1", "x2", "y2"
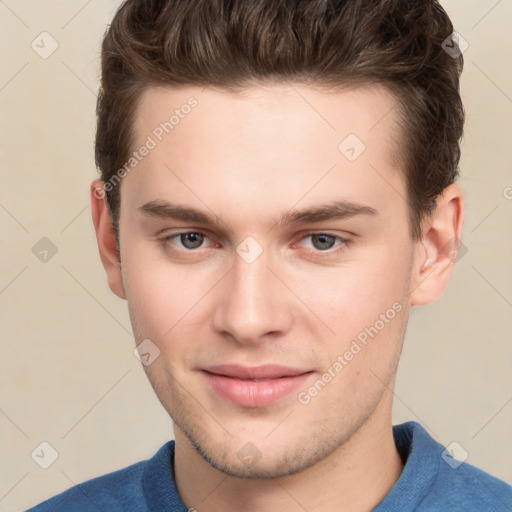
[
  {"x1": 299, "y1": 233, "x2": 349, "y2": 253},
  {"x1": 179, "y1": 232, "x2": 205, "y2": 249},
  {"x1": 158, "y1": 231, "x2": 350, "y2": 256},
  {"x1": 160, "y1": 231, "x2": 209, "y2": 251},
  {"x1": 308, "y1": 233, "x2": 336, "y2": 250}
]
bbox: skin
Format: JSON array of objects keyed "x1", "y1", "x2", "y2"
[{"x1": 91, "y1": 83, "x2": 463, "y2": 512}]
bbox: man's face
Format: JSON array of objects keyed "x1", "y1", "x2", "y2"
[{"x1": 117, "y1": 83, "x2": 418, "y2": 478}]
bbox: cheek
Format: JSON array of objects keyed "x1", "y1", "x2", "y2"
[
  {"x1": 288, "y1": 246, "x2": 412, "y2": 383},
  {"x1": 121, "y1": 244, "x2": 217, "y2": 346},
  {"x1": 293, "y1": 252, "x2": 411, "y2": 332}
]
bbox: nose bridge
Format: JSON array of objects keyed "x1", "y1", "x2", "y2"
[{"x1": 212, "y1": 246, "x2": 291, "y2": 343}]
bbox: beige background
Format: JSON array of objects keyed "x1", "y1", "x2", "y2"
[{"x1": 1, "y1": 1, "x2": 511, "y2": 510}]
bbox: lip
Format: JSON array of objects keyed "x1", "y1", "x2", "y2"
[{"x1": 201, "y1": 364, "x2": 313, "y2": 407}]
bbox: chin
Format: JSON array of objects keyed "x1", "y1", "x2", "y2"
[{"x1": 177, "y1": 415, "x2": 349, "y2": 480}]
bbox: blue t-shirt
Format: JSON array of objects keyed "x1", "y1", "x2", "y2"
[{"x1": 26, "y1": 421, "x2": 512, "y2": 511}]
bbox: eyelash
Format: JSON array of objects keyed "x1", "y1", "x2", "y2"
[{"x1": 158, "y1": 231, "x2": 351, "y2": 257}]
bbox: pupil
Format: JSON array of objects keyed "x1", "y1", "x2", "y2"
[
  {"x1": 313, "y1": 234, "x2": 334, "y2": 250},
  {"x1": 181, "y1": 233, "x2": 203, "y2": 249}
]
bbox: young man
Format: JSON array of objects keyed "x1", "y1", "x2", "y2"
[{"x1": 27, "y1": 0, "x2": 512, "y2": 510}]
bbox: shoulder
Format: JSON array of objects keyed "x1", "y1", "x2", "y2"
[
  {"x1": 25, "y1": 442, "x2": 174, "y2": 512},
  {"x1": 376, "y1": 421, "x2": 512, "y2": 511},
  {"x1": 411, "y1": 422, "x2": 512, "y2": 510},
  {"x1": 422, "y1": 455, "x2": 512, "y2": 511}
]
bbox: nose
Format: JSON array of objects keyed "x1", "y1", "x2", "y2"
[{"x1": 211, "y1": 248, "x2": 294, "y2": 345}]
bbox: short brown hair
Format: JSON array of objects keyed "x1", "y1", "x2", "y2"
[{"x1": 95, "y1": 0, "x2": 464, "y2": 243}]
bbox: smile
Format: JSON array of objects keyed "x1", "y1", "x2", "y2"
[{"x1": 201, "y1": 365, "x2": 314, "y2": 407}]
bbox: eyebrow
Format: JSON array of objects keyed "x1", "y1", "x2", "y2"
[{"x1": 137, "y1": 199, "x2": 378, "y2": 229}]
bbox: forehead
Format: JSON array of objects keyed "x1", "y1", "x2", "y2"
[
  {"x1": 122, "y1": 82, "x2": 406, "y2": 229},
  {"x1": 132, "y1": 82, "x2": 403, "y2": 167}
]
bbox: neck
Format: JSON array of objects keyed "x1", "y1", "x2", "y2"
[{"x1": 173, "y1": 390, "x2": 404, "y2": 512}]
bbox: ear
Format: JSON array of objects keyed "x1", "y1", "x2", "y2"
[
  {"x1": 409, "y1": 183, "x2": 465, "y2": 306},
  {"x1": 90, "y1": 180, "x2": 126, "y2": 300}
]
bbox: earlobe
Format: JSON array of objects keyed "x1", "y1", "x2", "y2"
[
  {"x1": 90, "y1": 180, "x2": 126, "y2": 300},
  {"x1": 410, "y1": 184, "x2": 465, "y2": 307}
]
